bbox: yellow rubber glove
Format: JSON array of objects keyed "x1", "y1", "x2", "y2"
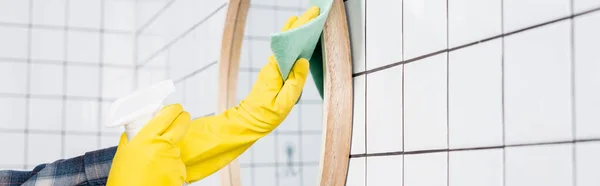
[
  {"x1": 107, "y1": 104, "x2": 191, "y2": 186},
  {"x1": 178, "y1": 6, "x2": 320, "y2": 183}
]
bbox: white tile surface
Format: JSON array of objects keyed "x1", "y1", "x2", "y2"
[
  {"x1": 249, "y1": 39, "x2": 271, "y2": 69},
  {"x1": 240, "y1": 167, "x2": 253, "y2": 186},
  {"x1": 65, "y1": 100, "x2": 99, "y2": 132},
  {"x1": 449, "y1": 149, "x2": 503, "y2": 186},
  {"x1": 277, "y1": 106, "x2": 299, "y2": 131},
  {"x1": 504, "y1": 20, "x2": 572, "y2": 144},
  {"x1": 66, "y1": 65, "x2": 99, "y2": 97},
  {"x1": 366, "y1": 0, "x2": 402, "y2": 70},
  {"x1": 0, "y1": 133, "x2": 25, "y2": 165},
  {"x1": 137, "y1": 68, "x2": 167, "y2": 89},
  {"x1": 448, "y1": 0, "x2": 502, "y2": 47},
  {"x1": 278, "y1": 134, "x2": 300, "y2": 163},
  {"x1": 246, "y1": 8, "x2": 276, "y2": 37},
  {"x1": 238, "y1": 148, "x2": 252, "y2": 164},
  {"x1": 346, "y1": 158, "x2": 366, "y2": 186},
  {"x1": 302, "y1": 73, "x2": 323, "y2": 100},
  {"x1": 0, "y1": 62, "x2": 28, "y2": 94},
  {"x1": 103, "y1": 33, "x2": 134, "y2": 66},
  {"x1": 27, "y1": 133, "x2": 62, "y2": 165},
  {"x1": 0, "y1": 27, "x2": 28, "y2": 59},
  {"x1": 100, "y1": 134, "x2": 120, "y2": 148},
  {"x1": 404, "y1": 53, "x2": 447, "y2": 151},
  {"x1": 0, "y1": 97, "x2": 26, "y2": 130},
  {"x1": 405, "y1": 152, "x2": 447, "y2": 186},
  {"x1": 302, "y1": 165, "x2": 319, "y2": 186},
  {"x1": 346, "y1": 0, "x2": 366, "y2": 73},
  {"x1": 503, "y1": 0, "x2": 571, "y2": 32},
  {"x1": 32, "y1": 0, "x2": 66, "y2": 26},
  {"x1": 254, "y1": 167, "x2": 277, "y2": 186},
  {"x1": 301, "y1": 134, "x2": 322, "y2": 163},
  {"x1": 351, "y1": 76, "x2": 366, "y2": 154},
  {"x1": 68, "y1": 0, "x2": 101, "y2": 29},
  {"x1": 574, "y1": 12, "x2": 600, "y2": 139},
  {"x1": 252, "y1": 135, "x2": 276, "y2": 163},
  {"x1": 366, "y1": 65, "x2": 402, "y2": 153},
  {"x1": 0, "y1": 0, "x2": 29, "y2": 24},
  {"x1": 29, "y1": 63, "x2": 64, "y2": 96},
  {"x1": 28, "y1": 98, "x2": 63, "y2": 131},
  {"x1": 102, "y1": 67, "x2": 134, "y2": 98},
  {"x1": 31, "y1": 28, "x2": 65, "y2": 61},
  {"x1": 404, "y1": 0, "x2": 447, "y2": 59},
  {"x1": 576, "y1": 142, "x2": 600, "y2": 186},
  {"x1": 279, "y1": 165, "x2": 301, "y2": 186},
  {"x1": 236, "y1": 71, "x2": 252, "y2": 101},
  {"x1": 64, "y1": 135, "x2": 98, "y2": 158},
  {"x1": 574, "y1": 0, "x2": 600, "y2": 13},
  {"x1": 300, "y1": 103, "x2": 323, "y2": 131},
  {"x1": 449, "y1": 40, "x2": 503, "y2": 148},
  {"x1": 67, "y1": 31, "x2": 100, "y2": 64},
  {"x1": 505, "y1": 144, "x2": 573, "y2": 186},
  {"x1": 366, "y1": 155, "x2": 403, "y2": 186},
  {"x1": 104, "y1": 0, "x2": 135, "y2": 31}
]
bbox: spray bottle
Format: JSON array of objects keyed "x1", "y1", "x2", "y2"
[{"x1": 104, "y1": 80, "x2": 176, "y2": 141}]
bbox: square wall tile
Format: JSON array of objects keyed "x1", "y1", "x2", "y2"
[
  {"x1": 505, "y1": 144, "x2": 573, "y2": 186},
  {"x1": 0, "y1": 97, "x2": 26, "y2": 130},
  {"x1": 100, "y1": 134, "x2": 120, "y2": 148},
  {"x1": 347, "y1": 158, "x2": 366, "y2": 186},
  {"x1": 302, "y1": 73, "x2": 323, "y2": 100},
  {"x1": 301, "y1": 134, "x2": 322, "y2": 163},
  {"x1": 277, "y1": 107, "x2": 299, "y2": 131},
  {"x1": 575, "y1": 12, "x2": 600, "y2": 139},
  {"x1": 449, "y1": 40, "x2": 503, "y2": 148},
  {"x1": 66, "y1": 65, "x2": 100, "y2": 97},
  {"x1": 249, "y1": 39, "x2": 271, "y2": 69},
  {"x1": 404, "y1": 53, "x2": 447, "y2": 151},
  {"x1": 574, "y1": 0, "x2": 600, "y2": 13},
  {"x1": 137, "y1": 68, "x2": 167, "y2": 89},
  {"x1": 64, "y1": 135, "x2": 98, "y2": 158},
  {"x1": 29, "y1": 63, "x2": 64, "y2": 96},
  {"x1": 504, "y1": 20, "x2": 572, "y2": 144},
  {"x1": 302, "y1": 165, "x2": 320, "y2": 186},
  {"x1": 449, "y1": 149, "x2": 503, "y2": 186},
  {"x1": 104, "y1": 0, "x2": 135, "y2": 31},
  {"x1": 346, "y1": 0, "x2": 366, "y2": 73},
  {"x1": 366, "y1": 66, "x2": 402, "y2": 153},
  {"x1": 404, "y1": 0, "x2": 447, "y2": 59},
  {"x1": 366, "y1": 155, "x2": 403, "y2": 186},
  {"x1": 28, "y1": 98, "x2": 63, "y2": 131},
  {"x1": 0, "y1": 0, "x2": 29, "y2": 24},
  {"x1": 68, "y1": 0, "x2": 101, "y2": 29},
  {"x1": 27, "y1": 133, "x2": 62, "y2": 165},
  {"x1": 103, "y1": 33, "x2": 134, "y2": 66},
  {"x1": 448, "y1": 0, "x2": 502, "y2": 47},
  {"x1": 365, "y1": 0, "x2": 401, "y2": 70},
  {"x1": 576, "y1": 142, "x2": 600, "y2": 186},
  {"x1": 246, "y1": 8, "x2": 276, "y2": 37},
  {"x1": 252, "y1": 134, "x2": 276, "y2": 163},
  {"x1": 503, "y1": 0, "x2": 571, "y2": 32},
  {"x1": 279, "y1": 165, "x2": 301, "y2": 186},
  {"x1": 0, "y1": 133, "x2": 25, "y2": 165},
  {"x1": 405, "y1": 152, "x2": 447, "y2": 186},
  {"x1": 0, "y1": 27, "x2": 28, "y2": 59},
  {"x1": 31, "y1": 28, "x2": 65, "y2": 61},
  {"x1": 351, "y1": 76, "x2": 366, "y2": 154},
  {"x1": 65, "y1": 99, "x2": 99, "y2": 132},
  {"x1": 32, "y1": 0, "x2": 66, "y2": 26},
  {"x1": 254, "y1": 167, "x2": 277, "y2": 186},
  {"x1": 0, "y1": 62, "x2": 28, "y2": 94},
  {"x1": 278, "y1": 134, "x2": 300, "y2": 163},
  {"x1": 239, "y1": 39, "x2": 251, "y2": 68},
  {"x1": 102, "y1": 67, "x2": 134, "y2": 98},
  {"x1": 237, "y1": 71, "x2": 252, "y2": 100},
  {"x1": 67, "y1": 31, "x2": 100, "y2": 64},
  {"x1": 300, "y1": 103, "x2": 323, "y2": 131}
]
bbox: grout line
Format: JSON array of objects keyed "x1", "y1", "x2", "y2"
[
  {"x1": 349, "y1": 138, "x2": 600, "y2": 158},
  {"x1": 400, "y1": 0, "x2": 404, "y2": 185},
  {"x1": 445, "y1": 0, "x2": 450, "y2": 185},
  {"x1": 97, "y1": 0, "x2": 106, "y2": 149},
  {"x1": 137, "y1": 3, "x2": 227, "y2": 68},
  {"x1": 364, "y1": 0, "x2": 369, "y2": 183},
  {"x1": 351, "y1": 5, "x2": 600, "y2": 78},
  {"x1": 500, "y1": 0, "x2": 506, "y2": 185},
  {"x1": 23, "y1": 0, "x2": 33, "y2": 170},
  {"x1": 570, "y1": 0, "x2": 577, "y2": 185},
  {"x1": 61, "y1": 0, "x2": 70, "y2": 159},
  {"x1": 135, "y1": 0, "x2": 177, "y2": 34},
  {"x1": 172, "y1": 61, "x2": 219, "y2": 84},
  {"x1": 0, "y1": 21, "x2": 133, "y2": 34}
]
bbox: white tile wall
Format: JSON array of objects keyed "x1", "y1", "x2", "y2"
[
  {"x1": 345, "y1": 0, "x2": 365, "y2": 72},
  {"x1": 29, "y1": 63, "x2": 64, "y2": 96},
  {"x1": 505, "y1": 144, "x2": 573, "y2": 186},
  {"x1": 448, "y1": 0, "x2": 502, "y2": 47},
  {"x1": 67, "y1": 31, "x2": 100, "y2": 64},
  {"x1": 0, "y1": 62, "x2": 28, "y2": 94},
  {"x1": 104, "y1": 0, "x2": 135, "y2": 31},
  {"x1": 351, "y1": 76, "x2": 366, "y2": 155},
  {"x1": 366, "y1": 65, "x2": 402, "y2": 153},
  {"x1": 102, "y1": 67, "x2": 135, "y2": 98},
  {"x1": 0, "y1": 133, "x2": 25, "y2": 166},
  {"x1": 31, "y1": 28, "x2": 65, "y2": 61},
  {"x1": 346, "y1": 158, "x2": 365, "y2": 186},
  {"x1": 404, "y1": 152, "x2": 447, "y2": 186},
  {"x1": 0, "y1": 0, "x2": 29, "y2": 24},
  {"x1": 0, "y1": 27, "x2": 28, "y2": 59},
  {"x1": 28, "y1": 98, "x2": 63, "y2": 131},
  {"x1": 404, "y1": 0, "x2": 447, "y2": 59},
  {"x1": 64, "y1": 134, "x2": 99, "y2": 158},
  {"x1": 66, "y1": 65, "x2": 100, "y2": 97},
  {"x1": 68, "y1": 0, "x2": 102, "y2": 29},
  {"x1": 503, "y1": 0, "x2": 571, "y2": 32},
  {"x1": 366, "y1": 156, "x2": 403, "y2": 186},
  {"x1": 32, "y1": 0, "x2": 66, "y2": 27},
  {"x1": 576, "y1": 142, "x2": 600, "y2": 186},
  {"x1": 103, "y1": 33, "x2": 134, "y2": 66},
  {"x1": 65, "y1": 99, "x2": 99, "y2": 132},
  {"x1": 449, "y1": 149, "x2": 503, "y2": 186},
  {"x1": 0, "y1": 97, "x2": 26, "y2": 130},
  {"x1": 574, "y1": 0, "x2": 600, "y2": 13},
  {"x1": 27, "y1": 133, "x2": 62, "y2": 165},
  {"x1": 365, "y1": 0, "x2": 402, "y2": 69}
]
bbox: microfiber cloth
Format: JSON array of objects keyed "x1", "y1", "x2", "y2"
[{"x1": 270, "y1": 0, "x2": 333, "y2": 100}]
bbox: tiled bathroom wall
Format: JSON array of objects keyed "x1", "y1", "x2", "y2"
[
  {"x1": 0, "y1": 0, "x2": 135, "y2": 170},
  {"x1": 346, "y1": 0, "x2": 600, "y2": 186}
]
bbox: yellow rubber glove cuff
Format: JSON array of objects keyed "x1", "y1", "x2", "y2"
[
  {"x1": 107, "y1": 104, "x2": 191, "y2": 186},
  {"x1": 178, "y1": 6, "x2": 319, "y2": 183}
]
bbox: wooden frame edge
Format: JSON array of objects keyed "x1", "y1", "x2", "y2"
[{"x1": 217, "y1": 0, "x2": 353, "y2": 185}]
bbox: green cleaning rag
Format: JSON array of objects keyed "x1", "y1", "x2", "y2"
[{"x1": 270, "y1": 0, "x2": 334, "y2": 101}]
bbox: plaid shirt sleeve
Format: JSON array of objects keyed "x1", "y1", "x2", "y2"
[{"x1": 0, "y1": 146, "x2": 117, "y2": 186}]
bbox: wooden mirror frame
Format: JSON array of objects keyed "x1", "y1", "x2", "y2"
[{"x1": 216, "y1": 0, "x2": 353, "y2": 185}]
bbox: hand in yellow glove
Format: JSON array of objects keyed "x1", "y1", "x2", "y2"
[
  {"x1": 178, "y1": 6, "x2": 320, "y2": 183},
  {"x1": 107, "y1": 104, "x2": 191, "y2": 186}
]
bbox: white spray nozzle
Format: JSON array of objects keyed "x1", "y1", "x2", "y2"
[{"x1": 104, "y1": 80, "x2": 176, "y2": 141}]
